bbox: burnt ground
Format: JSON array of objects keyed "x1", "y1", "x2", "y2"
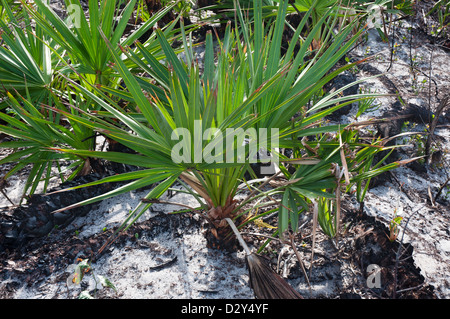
[
  {"x1": 0, "y1": 204, "x2": 437, "y2": 300},
  {"x1": 1, "y1": 1, "x2": 450, "y2": 300},
  {"x1": 0, "y1": 183, "x2": 441, "y2": 299}
]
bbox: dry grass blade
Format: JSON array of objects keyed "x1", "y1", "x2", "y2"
[
  {"x1": 339, "y1": 132, "x2": 351, "y2": 186},
  {"x1": 435, "y1": 176, "x2": 450, "y2": 203},
  {"x1": 280, "y1": 157, "x2": 321, "y2": 165},
  {"x1": 336, "y1": 133, "x2": 348, "y2": 240},
  {"x1": 309, "y1": 201, "x2": 319, "y2": 279},
  {"x1": 242, "y1": 170, "x2": 284, "y2": 204},
  {"x1": 289, "y1": 234, "x2": 311, "y2": 288},
  {"x1": 332, "y1": 162, "x2": 344, "y2": 239},
  {"x1": 225, "y1": 218, "x2": 303, "y2": 299},
  {"x1": 344, "y1": 114, "x2": 411, "y2": 130},
  {"x1": 335, "y1": 175, "x2": 342, "y2": 239}
]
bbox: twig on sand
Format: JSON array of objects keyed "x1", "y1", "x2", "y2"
[
  {"x1": 392, "y1": 203, "x2": 424, "y2": 299},
  {"x1": 425, "y1": 95, "x2": 449, "y2": 159}
]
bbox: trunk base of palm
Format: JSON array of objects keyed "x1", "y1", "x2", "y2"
[
  {"x1": 204, "y1": 196, "x2": 241, "y2": 251},
  {"x1": 78, "y1": 158, "x2": 107, "y2": 177},
  {"x1": 179, "y1": 173, "x2": 241, "y2": 249}
]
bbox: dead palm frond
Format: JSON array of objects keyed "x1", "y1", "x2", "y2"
[{"x1": 225, "y1": 218, "x2": 303, "y2": 299}]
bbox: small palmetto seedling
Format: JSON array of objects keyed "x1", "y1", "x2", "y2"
[
  {"x1": 0, "y1": 0, "x2": 64, "y2": 108},
  {"x1": 316, "y1": 197, "x2": 337, "y2": 238},
  {"x1": 355, "y1": 87, "x2": 381, "y2": 119},
  {"x1": 342, "y1": 124, "x2": 424, "y2": 214},
  {"x1": 273, "y1": 121, "x2": 421, "y2": 248},
  {"x1": 0, "y1": 90, "x2": 97, "y2": 201},
  {"x1": 24, "y1": 0, "x2": 177, "y2": 87},
  {"x1": 389, "y1": 215, "x2": 403, "y2": 242},
  {"x1": 66, "y1": 258, "x2": 117, "y2": 299},
  {"x1": 387, "y1": 206, "x2": 403, "y2": 242}
]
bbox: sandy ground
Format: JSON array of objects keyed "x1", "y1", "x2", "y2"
[{"x1": 1, "y1": 5, "x2": 449, "y2": 300}]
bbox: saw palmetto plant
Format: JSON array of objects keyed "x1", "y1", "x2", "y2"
[
  {"x1": 0, "y1": 91, "x2": 97, "y2": 202},
  {"x1": 24, "y1": 0, "x2": 176, "y2": 87},
  {"x1": 0, "y1": 0, "x2": 64, "y2": 109},
  {"x1": 48, "y1": 0, "x2": 390, "y2": 240},
  {"x1": 0, "y1": 1, "x2": 93, "y2": 199},
  {"x1": 0, "y1": 0, "x2": 181, "y2": 199},
  {"x1": 0, "y1": 0, "x2": 413, "y2": 299}
]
